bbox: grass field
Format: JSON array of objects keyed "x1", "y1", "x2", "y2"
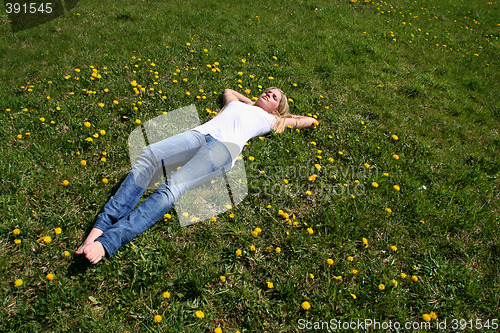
[{"x1": 1, "y1": 0, "x2": 499, "y2": 332}]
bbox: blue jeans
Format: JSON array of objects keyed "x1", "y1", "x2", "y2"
[{"x1": 93, "y1": 130, "x2": 232, "y2": 257}]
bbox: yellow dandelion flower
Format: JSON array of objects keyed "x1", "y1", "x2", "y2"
[
  {"x1": 386, "y1": 208, "x2": 392, "y2": 213},
  {"x1": 301, "y1": 301, "x2": 311, "y2": 310},
  {"x1": 164, "y1": 213, "x2": 171, "y2": 220},
  {"x1": 15, "y1": 279, "x2": 23, "y2": 287},
  {"x1": 351, "y1": 294, "x2": 357, "y2": 299},
  {"x1": 305, "y1": 190, "x2": 312, "y2": 195},
  {"x1": 394, "y1": 185, "x2": 400, "y2": 191},
  {"x1": 392, "y1": 279, "x2": 398, "y2": 287},
  {"x1": 400, "y1": 273, "x2": 407, "y2": 279},
  {"x1": 14, "y1": 239, "x2": 21, "y2": 244},
  {"x1": 13, "y1": 228, "x2": 21, "y2": 236},
  {"x1": 135, "y1": 119, "x2": 141, "y2": 125},
  {"x1": 248, "y1": 156, "x2": 255, "y2": 161},
  {"x1": 266, "y1": 281, "x2": 274, "y2": 289},
  {"x1": 220, "y1": 276, "x2": 226, "y2": 283},
  {"x1": 154, "y1": 315, "x2": 162, "y2": 323},
  {"x1": 43, "y1": 236, "x2": 52, "y2": 243},
  {"x1": 163, "y1": 291, "x2": 171, "y2": 298},
  {"x1": 250, "y1": 245, "x2": 256, "y2": 251},
  {"x1": 235, "y1": 249, "x2": 242, "y2": 256},
  {"x1": 102, "y1": 178, "x2": 109, "y2": 184},
  {"x1": 327, "y1": 259, "x2": 334, "y2": 265},
  {"x1": 372, "y1": 182, "x2": 379, "y2": 187},
  {"x1": 412, "y1": 275, "x2": 419, "y2": 282},
  {"x1": 362, "y1": 237, "x2": 369, "y2": 248},
  {"x1": 378, "y1": 284, "x2": 385, "y2": 290},
  {"x1": 214, "y1": 328, "x2": 222, "y2": 333},
  {"x1": 351, "y1": 269, "x2": 359, "y2": 274},
  {"x1": 430, "y1": 312, "x2": 437, "y2": 320},
  {"x1": 283, "y1": 179, "x2": 289, "y2": 184},
  {"x1": 80, "y1": 160, "x2": 87, "y2": 166},
  {"x1": 364, "y1": 163, "x2": 370, "y2": 168},
  {"x1": 62, "y1": 180, "x2": 69, "y2": 186},
  {"x1": 347, "y1": 256, "x2": 354, "y2": 261},
  {"x1": 46, "y1": 273, "x2": 54, "y2": 281},
  {"x1": 307, "y1": 228, "x2": 314, "y2": 235},
  {"x1": 195, "y1": 310, "x2": 205, "y2": 319},
  {"x1": 64, "y1": 251, "x2": 70, "y2": 257},
  {"x1": 392, "y1": 134, "x2": 399, "y2": 140},
  {"x1": 422, "y1": 314, "x2": 431, "y2": 322},
  {"x1": 55, "y1": 228, "x2": 62, "y2": 235},
  {"x1": 393, "y1": 154, "x2": 400, "y2": 160},
  {"x1": 275, "y1": 247, "x2": 281, "y2": 253},
  {"x1": 391, "y1": 245, "x2": 398, "y2": 251},
  {"x1": 40, "y1": 117, "x2": 45, "y2": 122}
]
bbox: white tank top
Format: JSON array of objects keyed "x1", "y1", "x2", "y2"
[{"x1": 193, "y1": 101, "x2": 276, "y2": 166}]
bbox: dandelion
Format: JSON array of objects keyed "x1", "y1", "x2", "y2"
[
  {"x1": 163, "y1": 291, "x2": 171, "y2": 298},
  {"x1": 62, "y1": 180, "x2": 69, "y2": 186},
  {"x1": 400, "y1": 273, "x2": 407, "y2": 279},
  {"x1": 250, "y1": 245, "x2": 256, "y2": 251},
  {"x1": 248, "y1": 156, "x2": 255, "y2": 161},
  {"x1": 98, "y1": 103, "x2": 105, "y2": 108},
  {"x1": 220, "y1": 276, "x2": 226, "y2": 283},
  {"x1": 386, "y1": 208, "x2": 392, "y2": 213},
  {"x1": 391, "y1": 245, "x2": 398, "y2": 251},
  {"x1": 393, "y1": 154, "x2": 400, "y2": 160},
  {"x1": 351, "y1": 269, "x2": 359, "y2": 274},
  {"x1": 378, "y1": 284, "x2": 385, "y2": 290},
  {"x1": 102, "y1": 178, "x2": 109, "y2": 184},
  {"x1": 347, "y1": 256, "x2": 354, "y2": 261},
  {"x1": 283, "y1": 179, "x2": 289, "y2": 184},
  {"x1": 394, "y1": 185, "x2": 401, "y2": 191},
  {"x1": 305, "y1": 190, "x2": 312, "y2": 195},
  {"x1": 412, "y1": 275, "x2": 419, "y2": 282},
  {"x1": 307, "y1": 228, "x2": 314, "y2": 235},
  {"x1": 364, "y1": 163, "x2": 370, "y2": 168},
  {"x1": 327, "y1": 259, "x2": 334, "y2": 265},
  {"x1": 55, "y1": 228, "x2": 62, "y2": 235},
  {"x1": 430, "y1": 312, "x2": 437, "y2": 320},
  {"x1": 80, "y1": 160, "x2": 87, "y2": 166},
  {"x1": 391, "y1": 279, "x2": 398, "y2": 287},
  {"x1": 14, "y1": 279, "x2": 23, "y2": 287},
  {"x1": 392, "y1": 134, "x2": 399, "y2": 140},
  {"x1": 64, "y1": 251, "x2": 70, "y2": 257},
  {"x1": 351, "y1": 294, "x2": 357, "y2": 299},
  {"x1": 14, "y1": 239, "x2": 21, "y2": 244},
  {"x1": 422, "y1": 314, "x2": 431, "y2": 322},
  {"x1": 13, "y1": 228, "x2": 20, "y2": 235},
  {"x1": 362, "y1": 237, "x2": 369, "y2": 248},
  {"x1": 267, "y1": 281, "x2": 274, "y2": 289},
  {"x1": 301, "y1": 301, "x2": 311, "y2": 310},
  {"x1": 135, "y1": 119, "x2": 141, "y2": 125},
  {"x1": 235, "y1": 249, "x2": 242, "y2": 256},
  {"x1": 195, "y1": 310, "x2": 205, "y2": 319},
  {"x1": 43, "y1": 236, "x2": 52, "y2": 244},
  {"x1": 214, "y1": 328, "x2": 222, "y2": 333},
  {"x1": 46, "y1": 273, "x2": 54, "y2": 281},
  {"x1": 154, "y1": 315, "x2": 162, "y2": 323},
  {"x1": 40, "y1": 117, "x2": 45, "y2": 122},
  {"x1": 275, "y1": 247, "x2": 281, "y2": 254}
]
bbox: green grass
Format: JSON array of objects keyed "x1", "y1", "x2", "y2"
[{"x1": 1, "y1": 0, "x2": 499, "y2": 331}]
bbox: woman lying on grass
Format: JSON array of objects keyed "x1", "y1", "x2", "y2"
[{"x1": 76, "y1": 87, "x2": 318, "y2": 264}]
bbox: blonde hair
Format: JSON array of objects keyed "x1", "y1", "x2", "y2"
[{"x1": 262, "y1": 87, "x2": 291, "y2": 133}]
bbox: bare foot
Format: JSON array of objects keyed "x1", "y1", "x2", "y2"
[
  {"x1": 83, "y1": 241, "x2": 106, "y2": 264},
  {"x1": 76, "y1": 228, "x2": 104, "y2": 254}
]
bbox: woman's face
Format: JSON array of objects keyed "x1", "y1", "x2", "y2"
[{"x1": 255, "y1": 88, "x2": 282, "y2": 114}]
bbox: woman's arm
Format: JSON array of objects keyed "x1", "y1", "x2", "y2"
[
  {"x1": 283, "y1": 115, "x2": 319, "y2": 129},
  {"x1": 223, "y1": 89, "x2": 253, "y2": 105}
]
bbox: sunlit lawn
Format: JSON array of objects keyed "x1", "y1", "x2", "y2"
[{"x1": 1, "y1": 0, "x2": 499, "y2": 332}]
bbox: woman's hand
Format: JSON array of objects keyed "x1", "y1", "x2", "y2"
[
  {"x1": 223, "y1": 89, "x2": 253, "y2": 105},
  {"x1": 284, "y1": 115, "x2": 319, "y2": 129}
]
